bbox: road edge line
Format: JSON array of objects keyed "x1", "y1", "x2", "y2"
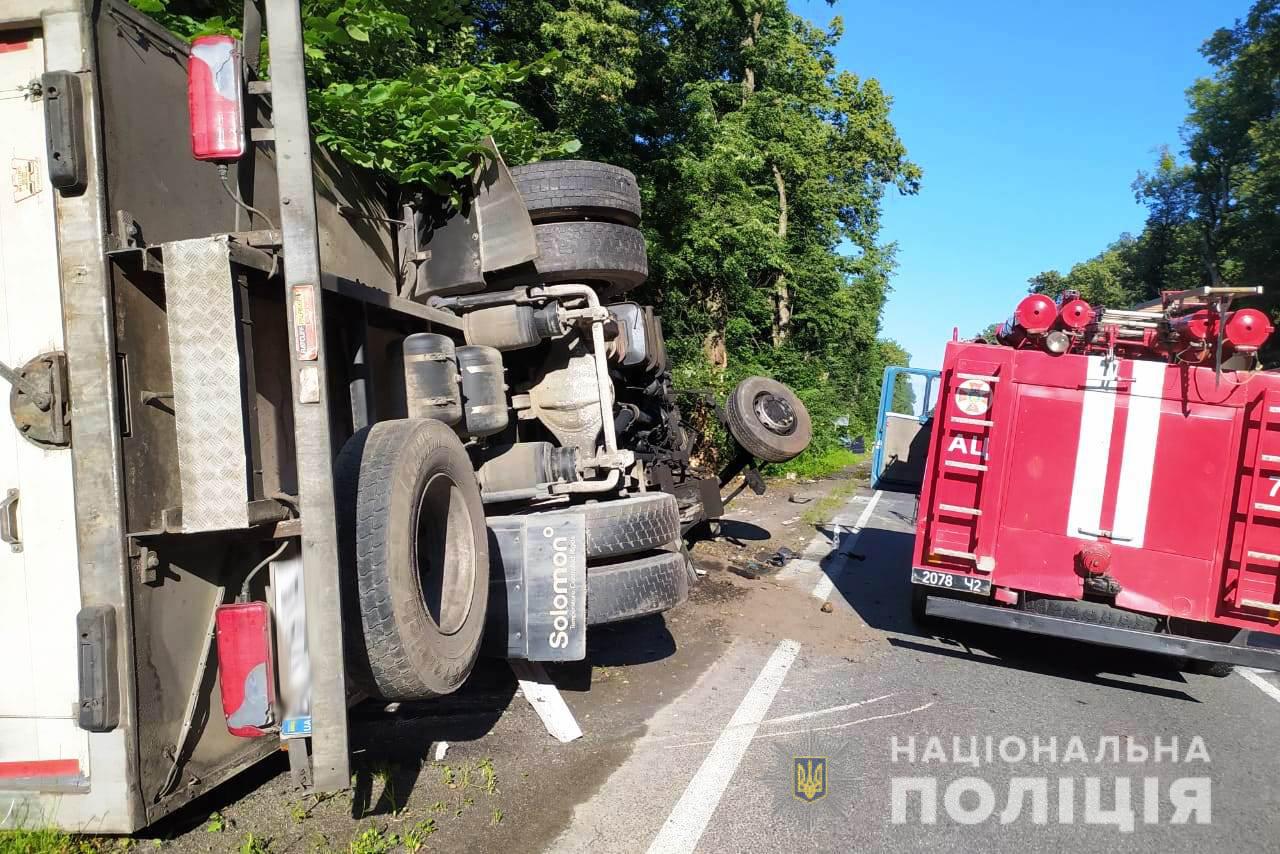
[
  {"x1": 644, "y1": 639, "x2": 802, "y2": 854},
  {"x1": 1238, "y1": 666, "x2": 1280, "y2": 704},
  {"x1": 811, "y1": 489, "x2": 883, "y2": 600}
]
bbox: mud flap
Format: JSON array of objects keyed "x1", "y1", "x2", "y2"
[
  {"x1": 486, "y1": 512, "x2": 587, "y2": 661},
  {"x1": 406, "y1": 138, "x2": 538, "y2": 298}
]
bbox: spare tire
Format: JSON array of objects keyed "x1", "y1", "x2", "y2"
[
  {"x1": 511, "y1": 160, "x2": 642, "y2": 226},
  {"x1": 588, "y1": 550, "x2": 690, "y2": 626},
  {"x1": 491, "y1": 221, "x2": 648, "y2": 294},
  {"x1": 336, "y1": 419, "x2": 489, "y2": 700},
  {"x1": 495, "y1": 493, "x2": 681, "y2": 560},
  {"x1": 725, "y1": 376, "x2": 813, "y2": 463}
]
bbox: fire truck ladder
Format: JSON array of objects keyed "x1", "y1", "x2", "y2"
[
  {"x1": 1235, "y1": 387, "x2": 1280, "y2": 614},
  {"x1": 932, "y1": 360, "x2": 1001, "y2": 571}
]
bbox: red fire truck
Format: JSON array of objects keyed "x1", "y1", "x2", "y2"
[{"x1": 911, "y1": 286, "x2": 1280, "y2": 672}]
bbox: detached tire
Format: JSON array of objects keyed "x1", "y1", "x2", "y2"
[
  {"x1": 511, "y1": 160, "x2": 642, "y2": 226},
  {"x1": 336, "y1": 420, "x2": 489, "y2": 700},
  {"x1": 588, "y1": 550, "x2": 689, "y2": 626},
  {"x1": 725, "y1": 376, "x2": 813, "y2": 463}
]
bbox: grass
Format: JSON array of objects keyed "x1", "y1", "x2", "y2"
[
  {"x1": 346, "y1": 827, "x2": 397, "y2": 854},
  {"x1": 0, "y1": 828, "x2": 105, "y2": 854},
  {"x1": 402, "y1": 820, "x2": 436, "y2": 853},
  {"x1": 775, "y1": 446, "x2": 866, "y2": 480},
  {"x1": 800, "y1": 475, "x2": 863, "y2": 528}
]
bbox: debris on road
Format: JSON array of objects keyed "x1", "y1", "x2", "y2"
[
  {"x1": 767, "y1": 547, "x2": 797, "y2": 567},
  {"x1": 789, "y1": 493, "x2": 814, "y2": 504},
  {"x1": 820, "y1": 602, "x2": 834, "y2": 613},
  {"x1": 729, "y1": 561, "x2": 773, "y2": 580}
]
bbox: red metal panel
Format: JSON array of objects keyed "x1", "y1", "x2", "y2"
[{"x1": 914, "y1": 339, "x2": 1280, "y2": 636}]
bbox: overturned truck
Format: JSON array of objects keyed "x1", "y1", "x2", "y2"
[{"x1": 0, "y1": 0, "x2": 810, "y2": 832}]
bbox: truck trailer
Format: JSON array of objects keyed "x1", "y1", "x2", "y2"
[
  {"x1": 910, "y1": 288, "x2": 1280, "y2": 673},
  {"x1": 0, "y1": 0, "x2": 811, "y2": 832}
]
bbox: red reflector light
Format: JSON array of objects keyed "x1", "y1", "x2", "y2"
[
  {"x1": 215, "y1": 602, "x2": 275, "y2": 737},
  {"x1": 188, "y1": 35, "x2": 246, "y2": 162}
]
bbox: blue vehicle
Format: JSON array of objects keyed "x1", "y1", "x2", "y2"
[{"x1": 871, "y1": 365, "x2": 939, "y2": 492}]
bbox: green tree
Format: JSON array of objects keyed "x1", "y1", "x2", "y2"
[{"x1": 133, "y1": 0, "x2": 920, "y2": 472}]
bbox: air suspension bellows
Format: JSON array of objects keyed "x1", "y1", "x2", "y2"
[
  {"x1": 462, "y1": 304, "x2": 564, "y2": 351},
  {"x1": 456, "y1": 345, "x2": 508, "y2": 438},
  {"x1": 477, "y1": 442, "x2": 579, "y2": 494},
  {"x1": 403, "y1": 333, "x2": 462, "y2": 424}
]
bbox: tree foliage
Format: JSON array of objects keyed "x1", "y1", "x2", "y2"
[{"x1": 134, "y1": 0, "x2": 920, "y2": 472}]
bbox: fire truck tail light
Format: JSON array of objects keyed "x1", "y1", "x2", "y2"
[{"x1": 188, "y1": 35, "x2": 246, "y2": 162}]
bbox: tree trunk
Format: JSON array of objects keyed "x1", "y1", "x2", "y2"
[
  {"x1": 771, "y1": 162, "x2": 790, "y2": 347},
  {"x1": 703, "y1": 291, "x2": 728, "y2": 371},
  {"x1": 741, "y1": 9, "x2": 761, "y2": 103}
]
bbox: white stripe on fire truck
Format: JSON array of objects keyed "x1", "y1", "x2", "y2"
[
  {"x1": 1066, "y1": 355, "x2": 1119, "y2": 542},
  {"x1": 1110, "y1": 359, "x2": 1165, "y2": 549}
]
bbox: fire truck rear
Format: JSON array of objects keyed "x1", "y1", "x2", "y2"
[{"x1": 911, "y1": 286, "x2": 1280, "y2": 671}]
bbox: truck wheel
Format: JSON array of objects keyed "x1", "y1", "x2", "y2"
[
  {"x1": 725, "y1": 377, "x2": 813, "y2": 463},
  {"x1": 336, "y1": 420, "x2": 489, "y2": 700},
  {"x1": 511, "y1": 160, "x2": 642, "y2": 227},
  {"x1": 510, "y1": 493, "x2": 681, "y2": 560},
  {"x1": 1021, "y1": 597, "x2": 1159, "y2": 632},
  {"x1": 493, "y1": 221, "x2": 648, "y2": 293},
  {"x1": 588, "y1": 549, "x2": 690, "y2": 626}
]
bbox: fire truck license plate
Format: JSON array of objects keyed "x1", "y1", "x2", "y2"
[{"x1": 912, "y1": 568, "x2": 991, "y2": 595}]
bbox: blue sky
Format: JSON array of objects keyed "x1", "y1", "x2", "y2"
[{"x1": 796, "y1": 0, "x2": 1254, "y2": 371}]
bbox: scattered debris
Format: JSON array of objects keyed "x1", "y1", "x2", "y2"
[
  {"x1": 767, "y1": 547, "x2": 797, "y2": 567},
  {"x1": 820, "y1": 602, "x2": 834, "y2": 613},
  {"x1": 730, "y1": 561, "x2": 773, "y2": 580},
  {"x1": 434, "y1": 742, "x2": 449, "y2": 761},
  {"x1": 788, "y1": 493, "x2": 814, "y2": 504},
  {"x1": 785, "y1": 472, "x2": 798, "y2": 480}
]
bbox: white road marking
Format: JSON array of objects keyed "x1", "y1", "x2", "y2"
[
  {"x1": 645, "y1": 639, "x2": 801, "y2": 854},
  {"x1": 812, "y1": 490, "x2": 883, "y2": 601},
  {"x1": 776, "y1": 491, "x2": 874, "y2": 581},
  {"x1": 761, "y1": 693, "x2": 895, "y2": 726},
  {"x1": 1238, "y1": 667, "x2": 1280, "y2": 704},
  {"x1": 660, "y1": 700, "x2": 935, "y2": 750},
  {"x1": 510, "y1": 660, "x2": 583, "y2": 743}
]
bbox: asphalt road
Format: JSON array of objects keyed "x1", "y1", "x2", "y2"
[
  {"x1": 158, "y1": 481, "x2": 1280, "y2": 852},
  {"x1": 549, "y1": 486, "x2": 1280, "y2": 853}
]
